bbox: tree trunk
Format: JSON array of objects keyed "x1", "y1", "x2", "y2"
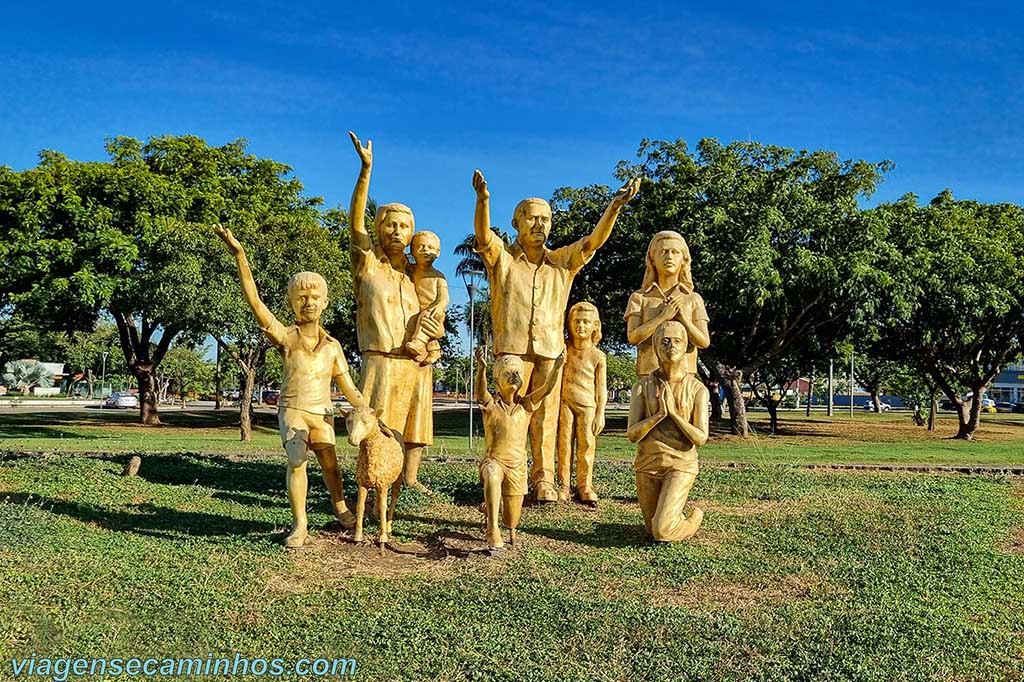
[
  {"x1": 135, "y1": 365, "x2": 161, "y2": 426},
  {"x1": 717, "y1": 364, "x2": 748, "y2": 436},
  {"x1": 239, "y1": 369, "x2": 255, "y2": 442},
  {"x1": 85, "y1": 369, "x2": 95, "y2": 399},
  {"x1": 871, "y1": 390, "x2": 882, "y2": 414},
  {"x1": 928, "y1": 393, "x2": 937, "y2": 431},
  {"x1": 806, "y1": 373, "x2": 813, "y2": 417},
  {"x1": 954, "y1": 388, "x2": 983, "y2": 440},
  {"x1": 708, "y1": 380, "x2": 723, "y2": 421},
  {"x1": 766, "y1": 399, "x2": 779, "y2": 434},
  {"x1": 214, "y1": 344, "x2": 222, "y2": 410}
]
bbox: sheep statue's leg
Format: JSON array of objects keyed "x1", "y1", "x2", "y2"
[
  {"x1": 387, "y1": 480, "x2": 402, "y2": 538},
  {"x1": 377, "y1": 485, "x2": 389, "y2": 552},
  {"x1": 354, "y1": 486, "x2": 368, "y2": 543}
]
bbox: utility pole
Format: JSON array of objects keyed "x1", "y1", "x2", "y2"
[
  {"x1": 827, "y1": 359, "x2": 834, "y2": 417},
  {"x1": 850, "y1": 350, "x2": 855, "y2": 417},
  {"x1": 462, "y1": 270, "x2": 485, "y2": 452}
]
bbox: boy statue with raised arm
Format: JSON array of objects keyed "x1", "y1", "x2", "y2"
[
  {"x1": 475, "y1": 347, "x2": 563, "y2": 552},
  {"x1": 215, "y1": 224, "x2": 368, "y2": 549}
]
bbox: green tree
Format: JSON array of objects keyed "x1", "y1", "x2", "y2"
[
  {"x1": 605, "y1": 353, "x2": 638, "y2": 397},
  {"x1": 1, "y1": 135, "x2": 326, "y2": 426},
  {"x1": 55, "y1": 321, "x2": 119, "y2": 398},
  {"x1": 869, "y1": 192, "x2": 1024, "y2": 439},
  {"x1": 159, "y1": 345, "x2": 214, "y2": 407}
]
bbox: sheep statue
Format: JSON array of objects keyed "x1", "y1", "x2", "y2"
[{"x1": 344, "y1": 405, "x2": 404, "y2": 552}]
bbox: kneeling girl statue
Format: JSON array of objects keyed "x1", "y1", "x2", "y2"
[{"x1": 627, "y1": 320, "x2": 707, "y2": 542}]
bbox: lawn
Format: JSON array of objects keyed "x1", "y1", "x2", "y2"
[
  {"x1": 2, "y1": 407, "x2": 1024, "y2": 468},
  {"x1": 2, "y1": 409, "x2": 1024, "y2": 680},
  {"x1": 1, "y1": 450, "x2": 1023, "y2": 680}
]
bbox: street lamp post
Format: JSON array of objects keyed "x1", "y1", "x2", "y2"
[
  {"x1": 462, "y1": 269, "x2": 485, "y2": 452},
  {"x1": 101, "y1": 351, "x2": 109, "y2": 397}
]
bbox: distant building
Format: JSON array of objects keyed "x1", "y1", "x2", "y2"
[{"x1": 989, "y1": 363, "x2": 1024, "y2": 404}]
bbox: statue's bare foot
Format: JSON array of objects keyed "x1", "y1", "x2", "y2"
[
  {"x1": 407, "y1": 481, "x2": 434, "y2": 495},
  {"x1": 283, "y1": 525, "x2": 309, "y2": 549},
  {"x1": 684, "y1": 506, "x2": 705, "y2": 538}
]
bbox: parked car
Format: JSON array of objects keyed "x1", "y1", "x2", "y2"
[
  {"x1": 1013, "y1": 403, "x2": 1024, "y2": 414},
  {"x1": 263, "y1": 391, "x2": 280, "y2": 406},
  {"x1": 862, "y1": 402, "x2": 892, "y2": 412},
  {"x1": 995, "y1": 401, "x2": 1016, "y2": 413},
  {"x1": 103, "y1": 392, "x2": 139, "y2": 409}
]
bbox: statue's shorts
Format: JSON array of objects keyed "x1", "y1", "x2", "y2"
[
  {"x1": 480, "y1": 453, "x2": 528, "y2": 497},
  {"x1": 278, "y1": 407, "x2": 336, "y2": 447}
]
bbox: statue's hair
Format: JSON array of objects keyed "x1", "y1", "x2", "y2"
[
  {"x1": 511, "y1": 197, "x2": 551, "y2": 230},
  {"x1": 654, "y1": 320, "x2": 688, "y2": 347},
  {"x1": 493, "y1": 354, "x2": 525, "y2": 383},
  {"x1": 567, "y1": 301, "x2": 602, "y2": 345},
  {"x1": 287, "y1": 271, "x2": 329, "y2": 300},
  {"x1": 411, "y1": 230, "x2": 440, "y2": 246},
  {"x1": 641, "y1": 231, "x2": 693, "y2": 294},
  {"x1": 374, "y1": 202, "x2": 415, "y2": 241}
]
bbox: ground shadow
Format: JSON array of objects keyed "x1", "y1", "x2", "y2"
[
  {"x1": 95, "y1": 452, "x2": 285, "y2": 499},
  {"x1": 0, "y1": 408, "x2": 280, "y2": 432},
  {"x1": 525, "y1": 521, "x2": 647, "y2": 549},
  {"x1": 1, "y1": 492, "x2": 278, "y2": 541}
]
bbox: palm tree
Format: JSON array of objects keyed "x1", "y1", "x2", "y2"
[{"x1": 452, "y1": 227, "x2": 512, "y2": 279}]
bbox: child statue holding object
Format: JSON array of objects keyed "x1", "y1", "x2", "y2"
[
  {"x1": 405, "y1": 230, "x2": 449, "y2": 365},
  {"x1": 556, "y1": 302, "x2": 607, "y2": 505},
  {"x1": 624, "y1": 231, "x2": 710, "y2": 377},
  {"x1": 627, "y1": 320, "x2": 708, "y2": 542},
  {"x1": 215, "y1": 224, "x2": 368, "y2": 549},
  {"x1": 475, "y1": 347, "x2": 563, "y2": 552}
]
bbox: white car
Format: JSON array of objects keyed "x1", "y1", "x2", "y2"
[
  {"x1": 104, "y1": 393, "x2": 139, "y2": 409},
  {"x1": 862, "y1": 401, "x2": 892, "y2": 412}
]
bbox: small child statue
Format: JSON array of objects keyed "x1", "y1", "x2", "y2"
[
  {"x1": 215, "y1": 224, "x2": 368, "y2": 549},
  {"x1": 405, "y1": 231, "x2": 449, "y2": 365},
  {"x1": 627, "y1": 320, "x2": 708, "y2": 542},
  {"x1": 556, "y1": 302, "x2": 607, "y2": 505},
  {"x1": 475, "y1": 347, "x2": 563, "y2": 553}
]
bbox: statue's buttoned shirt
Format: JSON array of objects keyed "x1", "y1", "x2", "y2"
[{"x1": 476, "y1": 233, "x2": 592, "y2": 359}]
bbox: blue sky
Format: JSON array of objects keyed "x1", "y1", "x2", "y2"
[{"x1": 2, "y1": 1, "x2": 1022, "y2": 322}]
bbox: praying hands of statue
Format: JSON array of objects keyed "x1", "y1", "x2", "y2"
[{"x1": 657, "y1": 380, "x2": 674, "y2": 420}]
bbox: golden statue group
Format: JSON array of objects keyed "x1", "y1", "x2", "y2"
[{"x1": 216, "y1": 132, "x2": 711, "y2": 552}]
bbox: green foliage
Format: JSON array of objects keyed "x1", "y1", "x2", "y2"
[
  {"x1": 552, "y1": 138, "x2": 891, "y2": 435},
  {"x1": 1, "y1": 359, "x2": 52, "y2": 393},
  {"x1": 605, "y1": 353, "x2": 638, "y2": 392},
  {"x1": 159, "y1": 345, "x2": 215, "y2": 399},
  {"x1": 0, "y1": 135, "x2": 335, "y2": 423},
  {"x1": 868, "y1": 192, "x2": 1024, "y2": 437},
  {"x1": 0, "y1": 310, "x2": 65, "y2": 366}
]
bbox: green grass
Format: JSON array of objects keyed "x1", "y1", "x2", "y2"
[
  {"x1": 1, "y1": 451, "x2": 1023, "y2": 680},
  {"x1": 3, "y1": 408, "x2": 1023, "y2": 467}
]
